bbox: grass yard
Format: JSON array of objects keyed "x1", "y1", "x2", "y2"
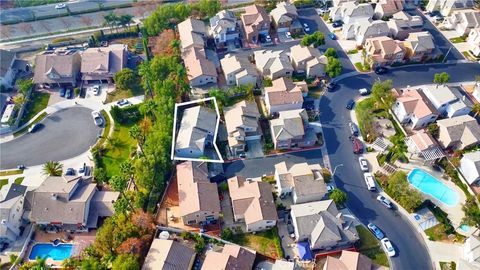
[
  {"x1": 20, "y1": 92, "x2": 50, "y2": 126},
  {"x1": 14, "y1": 112, "x2": 48, "y2": 137},
  {"x1": 100, "y1": 122, "x2": 137, "y2": 178},
  {"x1": 14, "y1": 177, "x2": 24, "y2": 185},
  {"x1": 231, "y1": 228, "x2": 283, "y2": 259},
  {"x1": 0, "y1": 179, "x2": 8, "y2": 189},
  {"x1": 354, "y1": 62, "x2": 371, "y2": 72},
  {"x1": 105, "y1": 86, "x2": 143, "y2": 103},
  {"x1": 356, "y1": 225, "x2": 390, "y2": 267},
  {"x1": 449, "y1": 36, "x2": 466, "y2": 43},
  {"x1": 95, "y1": 110, "x2": 112, "y2": 148},
  {"x1": 425, "y1": 223, "x2": 465, "y2": 243},
  {"x1": 0, "y1": 169, "x2": 23, "y2": 177}
]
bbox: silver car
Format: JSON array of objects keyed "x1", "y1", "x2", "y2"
[
  {"x1": 91, "y1": 111, "x2": 103, "y2": 126},
  {"x1": 358, "y1": 157, "x2": 369, "y2": 171}
]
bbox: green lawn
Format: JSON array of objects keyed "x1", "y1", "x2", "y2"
[
  {"x1": 0, "y1": 169, "x2": 23, "y2": 176},
  {"x1": 354, "y1": 62, "x2": 371, "y2": 72},
  {"x1": 95, "y1": 110, "x2": 112, "y2": 148},
  {"x1": 105, "y1": 86, "x2": 144, "y2": 103},
  {"x1": 231, "y1": 228, "x2": 283, "y2": 259},
  {"x1": 14, "y1": 112, "x2": 48, "y2": 137},
  {"x1": 0, "y1": 179, "x2": 8, "y2": 189},
  {"x1": 100, "y1": 122, "x2": 137, "y2": 178},
  {"x1": 20, "y1": 92, "x2": 50, "y2": 126},
  {"x1": 449, "y1": 36, "x2": 466, "y2": 43},
  {"x1": 356, "y1": 225, "x2": 390, "y2": 267},
  {"x1": 14, "y1": 177, "x2": 24, "y2": 185}
]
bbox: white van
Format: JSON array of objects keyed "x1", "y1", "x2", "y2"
[{"x1": 364, "y1": 173, "x2": 376, "y2": 191}]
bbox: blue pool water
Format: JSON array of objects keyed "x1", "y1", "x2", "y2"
[
  {"x1": 29, "y1": 243, "x2": 73, "y2": 261},
  {"x1": 460, "y1": 224, "x2": 470, "y2": 232},
  {"x1": 407, "y1": 168, "x2": 459, "y2": 207}
]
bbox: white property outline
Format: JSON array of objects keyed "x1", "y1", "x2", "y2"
[{"x1": 171, "y1": 97, "x2": 224, "y2": 163}]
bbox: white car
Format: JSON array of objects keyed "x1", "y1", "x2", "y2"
[
  {"x1": 359, "y1": 88, "x2": 370, "y2": 95},
  {"x1": 358, "y1": 157, "x2": 369, "y2": 171},
  {"x1": 377, "y1": 195, "x2": 393, "y2": 209},
  {"x1": 285, "y1": 32, "x2": 292, "y2": 39},
  {"x1": 55, "y1": 3, "x2": 66, "y2": 9},
  {"x1": 92, "y1": 85, "x2": 100, "y2": 96},
  {"x1": 265, "y1": 35, "x2": 272, "y2": 43},
  {"x1": 91, "y1": 111, "x2": 103, "y2": 126},
  {"x1": 363, "y1": 172, "x2": 376, "y2": 191},
  {"x1": 303, "y1": 23, "x2": 310, "y2": 32},
  {"x1": 381, "y1": 238, "x2": 396, "y2": 257}
]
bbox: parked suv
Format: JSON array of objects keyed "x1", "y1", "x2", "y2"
[{"x1": 349, "y1": 122, "x2": 359, "y2": 136}]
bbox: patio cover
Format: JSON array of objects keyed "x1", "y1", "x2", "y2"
[
  {"x1": 297, "y1": 241, "x2": 313, "y2": 261},
  {"x1": 420, "y1": 147, "x2": 445, "y2": 161}
]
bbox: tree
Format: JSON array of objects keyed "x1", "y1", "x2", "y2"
[
  {"x1": 325, "y1": 56, "x2": 342, "y2": 78},
  {"x1": 191, "y1": 0, "x2": 221, "y2": 17},
  {"x1": 221, "y1": 228, "x2": 234, "y2": 241},
  {"x1": 462, "y1": 197, "x2": 480, "y2": 227},
  {"x1": 472, "y1": 103, "x2": 480, "y2": 117},
  {"x1": 114, "y1": 68, "x2": 139, "y2": 92},
  {"x1": 433, "y1": 72, "x2": 450, "y2": 85},
  {"x1": 103, "y1": 11, "x2": 119, "y2": 33},
  {"x1": 42, "y1": 161, "x2": 63, "y2": 176},
  {"x1": 118, "y1": 14, "x2": 134, "y2": 30},
  {"x1": 13, "y1": 94, "x2": 25, "y2": 106},
  {"x1": 20, "y1": 257, "x2": 49, "y2": 270},
  {"x1": 427, "y1": 123, "x2": 440, "y2": 138},
  {"x1": 329, "y1": 189, "x2": 347, "y2": 206},
  {"x1": 111, "y1": 254, "x2": 140, "y2": 270},
  {"x1": 301, "y1": 31, "x2": 325, "y2": 47},
  {"x1": 371, "y1": 79, "x2": 394, "y2": 109},
  {"x1": 110, "y1": 175, "x2": 128, "y2": 192},
  {"x1": 116, "y1": 237, "x2": 145, "y2": 255},
  {"x1": 324, "y1": 48, "x2": 337, "y2": 58},
  {"x1": 16, "y1": 78, "x2": 33, "y2": 96}
]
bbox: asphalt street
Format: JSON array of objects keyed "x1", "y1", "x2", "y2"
[{"x1": 0, "y1": 106, "x2": 100, "y2": 170}]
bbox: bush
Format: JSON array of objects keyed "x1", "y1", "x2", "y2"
[
  {"x1": 74, "y1": 87, "x2": 80, "y2": 97},
  {"x1": 110, "y1": 104, "x2": 142, "y2": 125},
  {"x1": 322, "y1": 168, "x2": 332, "y2": 183},
  {"x1": 94, "y1": 167, "x2": 108, "y2": 184},
  {"x1": 383, "y1": 171, "x2": 423, "y2": 212},
  {"x1": 221, "y1": 228, "x2": 234, "y2": 241}
]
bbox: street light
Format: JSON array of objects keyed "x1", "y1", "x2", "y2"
[{"x1": 332, "y1": 164, "x2": 344, "y2": 176}]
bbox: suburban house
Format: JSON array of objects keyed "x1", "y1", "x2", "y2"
[
  {"x1": 405, "y1": 130, "x2": 444, "y2": 161},
  {"x1": 183, "y1": 47, "x2": 218, "y2": 87},
  {"x1": 80, "y1": 44, "x2": 127, "y2": 84},
  {"x1": 142, "y1": 239, "x2": 196, "y2": 270},
  {"x1": 253, "y1": 50, "x2": 294, "y2": 80},
  {"x1": 403, "y1": 31, "x2": 436, "y2": 62},
  {"x1": 224, "y1": 100, "x2": 261, "y2": 156},
  {"x1": 176, "y1": 161, "x2": 221, "y2": 225},
  {"x1": 270, "y1": 2, "x2": 302, "y2": 34},
  {"x1": 0, "y1": 183, "x2": 27, "y2": 244},
  {"x1": 209, "y1": 10, "x2": 239, "y2": 47},
  {"x1": 29, "y1": 176, "x2": 119, "y2": 230},
  {"x1": 330, "y1": 2, "x2": 374, "y2": 25},
  {"x1": 220, "y1": 53, "x2": 258, "y2": 86},
  {"x1": 265, "y1": 77, "x2": 306, "y2": 114},
  {"x1": 290, "y1": 200, "x2": 359, "y2": 251},
  {"x1": 365, "y1": 36, "x2": 405, "y2": 67},
  {"x1": 443, "y1": 10, "x2": 480, "y2": 36},
  {"x1": 374, "y1": 0, "x2": 404, "y2": 19},
  {"x1": 460, "y1": 151, "x2": 480, "y2": 185},
  {"x1": 270, "y1": 109, "x2": 317, "y2": 150},
  {"x1": 324, "y1": 250, "x2": 387, "y2": 270},
  {"x1": 202, "y1": 244, "x2": 256, "y2": 270},
  {"x1": 274, "y1": 161, "x2": 327, "y2": 204},
  {"x1": 33, "y1": 49, "x2": 81, "y2": 88},
  {"x1": 290, "y1": 44, "x2": 328, "y2": 78},
  {"x1": 464, "y1": 235, "x2": 480, "y2": 268},
  {"x1": 178, "y1": 18, "x2": 207, "y2": 51},
  {"x1": 227, "y1": 176, "x2": 277, "y2": 232},
  {"x1": 426, "y1": 0, "x2": 474, "y2": 16},
  {"x1": 0, "y1": 49, "x2": 17, "y2": 89},
  {"x1": 391, "y1": 88, "x2": 439, "y2": 129},
  {"x1": 437, "y1": 115, "x2": 480, "y2": 150},
  {"x1": 175, "y1": 106, "x2": 217, "y2": 159},
  {"x1": 332, "y1": 0, "x2": 354, "y2": 7},
  {"x1": 387, "y1": 11, "x2": 424, "y2": 40},
  {"x1": 422, "y1": 85, "x2": 471, "y2": 118},
  {"x1": 241, "y1": 4, "x2": 270, "y2": 44},
  {"x1": 467, "y1": 28, "x2": 480, "y2": 57},
  {"x1": 344, "y1": 19, "x2": 390, "y2": 45}
]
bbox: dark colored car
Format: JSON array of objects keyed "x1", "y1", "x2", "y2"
[
  {"x1": 375, "y1": 67, "x2": 389, "y2": 74},
  {"x1": 351, "y1": 136, "x2": 363, "y2": 154},
  {"x1": 65, "y1": 88, "x2": 72, "y2": 99},
  {"x1": 326, "y1": 82, "x2": 337, "y2": 92},
  {"x1": 328, "y1": 32, "x2": 337, "y2": 40},
  {"x1": 428, "y1": 11, "x2": 440, "y2": 17},
  {"x1": 59, "y1": 87, "x2": 66, "y2": 97},
  {"x1": 65, "y1": 168, "x2": 75, "y2": 176},
  {"x1": 332, "y1": 21, "x2": 343, "y2": 28},
  {"x1": 346, "y1": 99, "x2": 355, "y2": 110}
]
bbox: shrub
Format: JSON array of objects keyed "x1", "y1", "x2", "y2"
[
  {"x1": 384, "y1": 171, "x2": 423, "y2": 212},
  {"x1": 110, "y1": 104, "x2": 142, "y2": 125},
  {"x1": 221, "y1": 228, "x2": 234, "y2": 241},
  {"x1": 322, "y1": 168, "x2": 332, "y2": 183}
]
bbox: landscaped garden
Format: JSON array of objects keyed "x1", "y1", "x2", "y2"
[
  {"x1": 355, "y1": 225, "x2": 389, "y2": 267},
  {"x1": 228, "y1": 228, "x2": 284, "y2": 259},
  {"x1": 376, "y1": 171, "x2": 423, "y2": 213},
  {"x1": 19, "y1": 91, "x2": 50, "y2": 126}
]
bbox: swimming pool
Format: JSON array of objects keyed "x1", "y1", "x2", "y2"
[
  {"x1": 407, "y1": 168, "x2": 459, "y2": 207},
  {"x1": 29, "y1": 243, "x2": 73, "y2": 261}
]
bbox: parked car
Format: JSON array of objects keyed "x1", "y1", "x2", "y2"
[
  {"x1": 55, "y1": 3, "x2": 66, "y2": 9},
  {"x1": 326, "y1": 82, "x2": 337, "y2": 92},
  {"x1": 65, "y1": 88, "x2": 72, "y2": 99},
  {"x1": 287, "y1": 224, "x2": 295, "y2": 235},
  {"x1": 100, "y1": 41, "x2": 109, "y2": 47},
  {"x1": 59, "y1": 87, "x2": 66, "y2": 97},
  {"x1": 65, "y1": 168, "x2": 75, "y2": 176},
  {"x1": 377, "y1": 195, "x2": 393, "y2": 209},
  {"x1": 332, "y1": 21, "x2": 343, "y2": 28},
  {"x1": 92, "y1": 85, "x2": 100, "y2": 96},
  {"x1": 428, "y1": 11, "x2": 440, "y2": 17},
  {"x1": 265, "y1": 35, "x2": 272, "y2": 43},
  {"x1": 328, "y1": 32, "x2": 336, "y2": 40},
  {"x1": 351, "y1": 136, "x2": 363, "y2": 154},
  {"x1": 346, "y1": 99, "x2": 355, "y2": 110},
  {"x1": 358, "y1": 157, "x2": 369, "y2": 171},
  {"x1": 367, "y1": 223, "x2": 384, "y2": 240},
  {"x1": 359, "y1": 88, "x2": 370, "y2": 96},
  {"x1": 363, "y1": 172, "x2": 376, "y2": 191},
  {"x1": 349, "y1": 122, "x2": 359, "y2": 136},
  {"x1": 285, "y1": 32, "x2": 292, "y2": 39},
  {"x1": 434, "y1": 14, "x2": 444, "y2": 22},
  {"x1": 28, "y1": 123, "x2": 40, "y2": 133},
  {"x1": 303, "y1": 23, "x2": 310, "y2": 32},
  {"x1": 374, "y1": 67, "x2": 388, "y2": 74},
  {"x1": 91, "y1": 111, "x2": 103, "y2": 126},
  {"x1": 327, "y1": 185, "x2": 335, "y2": 193},
  {"x1": 117, "y1": 99, "x2": 129, "y2": 107},
  {"x1": 17, "y1": 165, "x2": 25, "y2": 170},
  {"x1": 381, "y1": 238, "x2": 396, "y2": 257}
]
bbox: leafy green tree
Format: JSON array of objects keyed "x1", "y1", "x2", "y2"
[
  {"x1": 103, "y1": 11, "x2": 119, "y2": 33},
  {"x1": 94, "y1": 167, "x2": 108, "y2": 184},
  {"x1": 301, "y1": 31, "x2": 325, "y2": 47},
  {"x1": 13, "y1": 94, "x2": 25, "y2": 106},
  {"x1": 110, "y1": 175, "x2": 128, "y2": 192},
  {"x1": 114, "y1": 68, "x2": 139, "y2": 92},
  {"x1": 19, "y1": 257, "x2": 49, "y2": 270},
  {"x1": 329, "y1": 189, "x2": 347, "y2": 206},
  {"x1": 472, "y1": 103, "x2": 480, "y2": 117},
  {"x1": 389, "y1": 135, "x2": 408, "y2": 163},
  {"x1": 462, "y1": 197, "x2": 480, "y2": 227},
  {"x1": 221, "y1": 228, "x2": 234, "y2": 241},
  {"x1": 427, "y1": 123, "x2": 439, "y2": 138},
  {"x1": 111, "y1": 254, "x2": 140, "y2": 270},
  {"x1": 192, "y1": 0, "x2": 221, "y2": 17},
  {"x1": 371, "y1": 79, "x2": 394, "y2": 109},
  {"x1": 325, "y1": 56, "x2": 342, "y2": 77},
  {"x1": 433, "y1": 72, "x2": 450, "y2": 85},
  {"x1": 324, "y1": 48, "x2": 337, "y2": 58},
  {"x1": 143, "y1": 3, "x2": 191, "y2": 36},
  {"x1": 16, "y1": 78, "x2": 33, "y2": 96},
  {"x1": 118, "y1": 14, "x2": 134, "y2": 30},
  {"x1": 385, "y1": 171, "x2": 423, "y2": 212},
  {"x1": 42, "y1": 161, "x2": 63, "y2": 176}
]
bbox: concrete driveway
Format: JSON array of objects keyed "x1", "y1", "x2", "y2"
[
  {"x1": 246, "y1": 140, "x2": 264, "y2": 158},
  {"x1": 0, "y1": 106, "x2": 100, "y2": 169}
]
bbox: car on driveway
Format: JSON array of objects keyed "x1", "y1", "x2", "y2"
[
  {"x1": 65, "y1": 88, "x2": 72, "y2": 99},
  {"x1": 358, "y1": 157, "x2": 369, "y2": 171},
  {"x1": 285, "y1": 32, "x2": 292, "y2": 39},
  {"x1": 346, "y1": 99, "x2": 355, "y2": 110},
  {"x1": 332, "y1": 21, "x2": 343, "y2": 28},
  {"x1": 59, "y1": 87, "x2": 66, "y2": 97},
  {"x1": 92, "y1": 85, "x2": 100, "y2": 96},
  {"x1": 55, "y1": 3, "x2": 66, "y2": 9},
  {"x1": 303, "y1": 23, "x2": 310, "y2": 32},
  {"x1": 326, "y1": 82, "x2": 336, "y2": 92},
  {"x1": 367, "y1": 223, "x2": 384, "y2": 240},
  {"x1": 381, "y1": 238, "x2": 396, "y2": 257},
  {"x1": 374, "y1": 67, "x2": 388, "y2": 74},
  {"x1": 434, "y1": 14, "x2": 444, "y2": 22},
  {"x1": 65, "y1": 168, "x2": 75, "y2": 176},
  {"x1": 377, "y1": 195, "x2": 393, "y2": 209},
  {"x1": 328, "y1": 32, "x2": 336, "y2": 40},
  {"x1": 117, "y1": 99, "x2": 130, "y2": 107},
  {"x1": 91, "y1": 111, "x2": 103, "y2": 126}
]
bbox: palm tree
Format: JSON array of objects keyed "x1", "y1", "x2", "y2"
[
  {"x1": 129, "y1": 125, "x2": 145, "y2": 154},
  {"x1": 42, "y1": 161, "x2": 63, "y2": 176},
  {"x1": 118, "y1": 14, "x2": 134, "y2": 30},
  {"x1": 472, "y1": 103, "x2": 480, "y2": 117},
  {"x1": 103, "y1": 12, "x2": 118, "y2": 33}
]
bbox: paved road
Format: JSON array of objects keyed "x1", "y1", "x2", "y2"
[
  {"x1": 0, "y1": 106, "x2": 100, "y2": 170},
  {"x1": 321, "y1": 62, "x2": 480, "y2": 270}
]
